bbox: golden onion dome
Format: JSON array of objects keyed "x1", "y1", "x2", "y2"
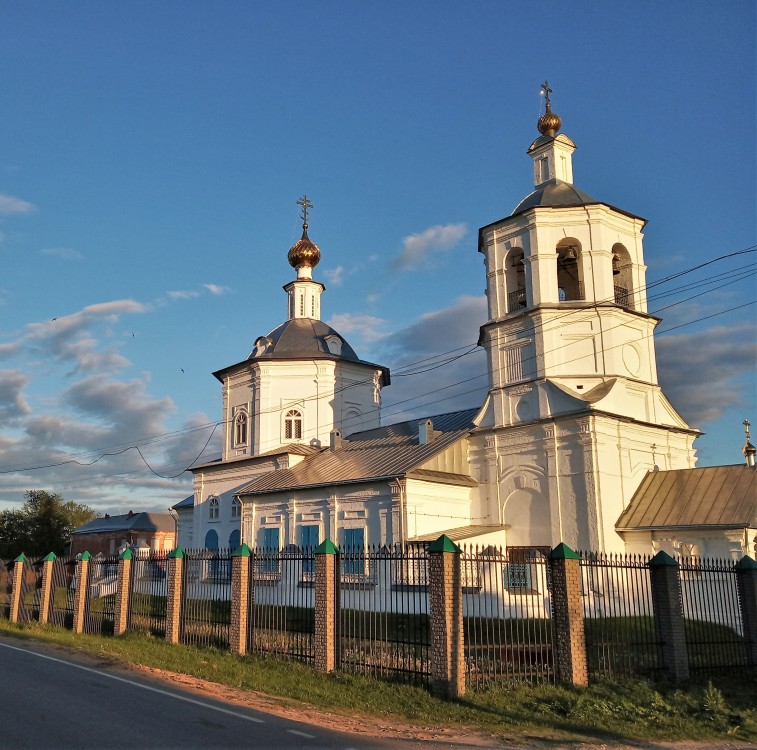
[
  {"x1": 537, "y1": 108, "x2": 562, "y2": 137},
  {"x1": 287, "y1": 223, "x2": 321, "y2": 270}
]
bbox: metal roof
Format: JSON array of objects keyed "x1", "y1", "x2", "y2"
[
  {"x1": 616, "y1": 465, "x2": 757, "y2": 531},
  {"x1": 172, "y1": 495, "x2": 194, "y2": 510},
  {"x1": 409, "y1": 525, "x2": 507, "y2": 543},
  {"x1": 212, "y1": 318, "x2": 390, "y2": 384},
  {"x1": 72, "y1": 511, "x2": 175, "y2": 535},
  {"x1": 512, "y1": 179, "x2": 599, "y2": 214},
  {"x1": 237, "y1": 408, "x2": 479, "y2": 496}
]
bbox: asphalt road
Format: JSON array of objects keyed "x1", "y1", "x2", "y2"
[{"x1": 0, "y1": 636, "x2": 462, "y2": 750}]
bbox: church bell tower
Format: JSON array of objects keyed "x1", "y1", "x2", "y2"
[{"x1": 472, "y1": 84, "x2": 698, "y2": 553}]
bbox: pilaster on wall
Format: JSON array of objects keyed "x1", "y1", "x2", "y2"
[
  {"x1": 648, "y1": 551, "x2": 689, "y2": 682},
  {"x1": 548, "y1": 544, "x2": 588, "y2": 686},
  {"x1": 735, "y1": 556, "x2": 757, "y2": 667},
  {"x1": 165, "y1": 547, "x2": 185, "y2": 645},
  {"x1": 37, "y1": 553, "x2": 56, "y2": 625},
  {"x1": 113, "y1": 549, "x2": 133, "y2": 636},
  {"x1": 428, "y1": 535, "x2": 465, "y2": 699},
  {"x1": 8, "y1": 553, "x2": 27, "y2": 624},
  {"x1": 314, "y1": 539, "x2": 340, "y2": 672},
  {"x1": 72, "y1": 553, "x2": 91, "y2": 634},
  {"x1": 230, "y1": 544, "x2": 252, "y2": 656}
]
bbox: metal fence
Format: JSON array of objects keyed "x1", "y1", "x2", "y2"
[
  {"x1": 180, "y1": 548, "x2": 232, "y2": 648},
  {"x1": 128, "y1": 550, "x2": 169, "y2": 637},
  {"x1": 580, "y1": 552, "x2": 660, "y2": 678},
  {"x1": 247, "y1": 546, "x2": 315, "y2": 663},
  {"x1": 0, "y1": 560, "x2": 10, "y2": 619},
  {"x1": 84, "y1": 555, "x2": 118, "y2": 635},
  {"x1": 463, "y1": 546, "x2": 554, "y2": 687},
  {"x1": 15, "y1": 557, "x2": 42, "y2": 623},
  {"x1": 50, "y1": 556, "x2": 76, "y2": 628},
  {"x1": 340, "y1": 545, "x2": 431, "y2": 685},
  {"x1": 679, "y1": 556, "x2": 747, "y2": 671}
]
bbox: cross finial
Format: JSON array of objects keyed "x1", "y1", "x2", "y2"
[
  {"x1": 296, "y1": 195, "x2": 313, "y2": 227},
  {"x1": 540, "y1": 80, "x2": 553, "y2": 111},
  {"x1": 745, "y1": 419, "x2": 752, "y2": 441}
]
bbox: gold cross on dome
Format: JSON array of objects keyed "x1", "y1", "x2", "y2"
[
  {"x1": 541, "y1": 80, "x2": 553, "y2": 110},
  {"x1": 296, "y1": 195, "x2": 313, "y2": 225}
]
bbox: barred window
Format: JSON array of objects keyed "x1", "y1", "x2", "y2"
[
  {"x1": 234, "y1": 411, "x2": 248, "y2": 446},
  {"x1": 284, "y1": 409, "x2": 302, "y2": 440},
  {"x1": 208, "y1": 496, "x2": 219, "y2": 520}
]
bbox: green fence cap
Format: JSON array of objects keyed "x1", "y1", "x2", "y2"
[
  {"x1": 427, "y1": 534, "x2": 461, "y2": 554},
  {"x1": 648, "y1": 550, "x2": 678, "y2": 568},
  {"x1": 548, "y1": 543, "x2": 581, "y2": 560},
  {"x1": 80, "y1": 551, "x2": 92, "y2": 561},
  {"x1": 42, "y1": 552, "x2": 57, "y2": 562},
  {"x1": 233, "y1": 543, "x2": 251, "y2": 557},
  {"x1": 119, "y1": 548, "x2": 133, "y2": 560},
  {"x1": 168, "y1": 546, "x2": 184, "y2": 559},
  {"x1": 735, "y1": 555, "x2": 757, "y2": 570},
  {"x1": 314, "y1": 539, "x2": 339, "y2": 555},
  {"x1": 13, "y1": 552, "x2": 26, "y2": 563}
]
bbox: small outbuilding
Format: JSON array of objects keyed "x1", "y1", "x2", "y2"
[
  {"x1": 616, "y1": 465, "x2": 757, "y2": 559},
  {"x1": 70, "y1": 510, "x2": 176, "y2": 556}
]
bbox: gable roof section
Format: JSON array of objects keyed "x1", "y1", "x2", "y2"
[
  {"x1": 73, "y1": 512, "x2": 175, "y2": 536},
  {"x1": 616, "y1": 465, "x2": 757, "y2": 531},
  {"x1": 237, "y1": 408, "x2": 479, "y2": 496}
]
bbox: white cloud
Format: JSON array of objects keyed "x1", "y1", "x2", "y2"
[
  {"x1": 204, "y1": 283, "x2": 231, "y2": 296},
  {"x1": 168, "y1": 290, "x2": 201, "y2": 300},
  {"x1": 327, "y1": 313, "x2": 389, "y2": 344},
  {"x1": 322, "y1": 266, "x2": 345, "y2": 286},
  {"x1": 657, "y1": 322, "x2": 757, "y2": 427},
  {"x1": 0, "y1": 193, "x2": 35, "y2": 216},
  {"x1": 41, "y1": 247, "x2": 83, "y2": 261},
  {"x1": 21, "y1": 299, "x2": 149, "y2": 373},
  {"x1": 0, "y1": 370, "x2": 31, "y2": 421},
  {"x1": 392, "y1": 223, "x2": 467, "y2": 272},
  {"x1": 376, "y1": 295, "x2": 489, "y2": 421}
]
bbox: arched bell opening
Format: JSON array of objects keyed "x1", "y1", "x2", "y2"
[
  {"x1": 505, "y1": 247, "x2": 527, "y2": 312},
  {"x1": 611, "y1": 244, "x2": 634, "y2": 309},
  {"x1": 556, "y1": 240, "x2": 584, "y2": 302}
]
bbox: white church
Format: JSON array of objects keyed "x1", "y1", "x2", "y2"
[{"x1": 174, "y1": 94, "x2": 755, "y2": 559}]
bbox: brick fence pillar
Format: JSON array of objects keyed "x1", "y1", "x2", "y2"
[
  {"x1": 113, "y1": 549, "x2": 133, "y2": 636},
  {"x1": 548, "y1": 543, "x2": 588, "y2": 686},
  {"x1": 72, "y1": 552, "x2": 91, "y2": 634},
  {"x1": 648, "y1": 550, "x2": 689, "y2": 682},
  {"x1": 230, "y1": 544, "x2": 251, "y2": 656},
  {"x1": 165, "y1": 546, "x2": 184, "y2": 645},
  {"x1": 735, "y1": 555, "x2": 757, "y2": 667},
  {"x1": 37, "y1": 553, "x2": 56, "y2": 625},
  {"x1": 8, "y1": 553, "x2": 27, "y2": 623},
  {"x1": 314, "y1": 539, "x2": 340, "y2": 672},
  {"x1": 428, "y1": 534, "x2": 465, "y2": 699}
]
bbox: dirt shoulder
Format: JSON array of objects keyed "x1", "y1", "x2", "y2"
[{"x1": 6, "y1": 636, "x2": 753, "y2": 750}]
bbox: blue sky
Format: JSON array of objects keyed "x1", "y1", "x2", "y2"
[{"x1": 0, "y1": 1, "x2": 754, "y2": 514}]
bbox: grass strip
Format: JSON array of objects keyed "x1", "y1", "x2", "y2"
[{"x1": 0, "y1": 619, "x2": 754, "y2": 744}]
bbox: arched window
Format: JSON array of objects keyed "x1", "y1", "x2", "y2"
[
  {"x1": 204, "y1": 529, "x2": 219, "y2": 550},
  {"x1": 208, "y1": 496, "x2": 219, "y2": 520},
  {"x1": 611, "y1": 244, "x2": 634, "y2": 309},
  {"x1": 228, "y1": 529, "x2": 241, "y2": 549},
  {"x1": 234, "y1": 411, "x2": 248, "y2": 446},
  {"x1": 505, "y1": 248, "x2": 527, "y2": 312},
  {"x1": 231, "y1": 497, "x2": 241, "y2": 519},
  {"x1": 284, "y1": 409, "x2": 303, "y2": 440},
  {"x1": 556, "y1": 241, "x2": 584, "y2": 302}
]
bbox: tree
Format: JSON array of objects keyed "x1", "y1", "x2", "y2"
[{"x1": 0, "y1": 490, "x2": 98, "y2": 559}]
